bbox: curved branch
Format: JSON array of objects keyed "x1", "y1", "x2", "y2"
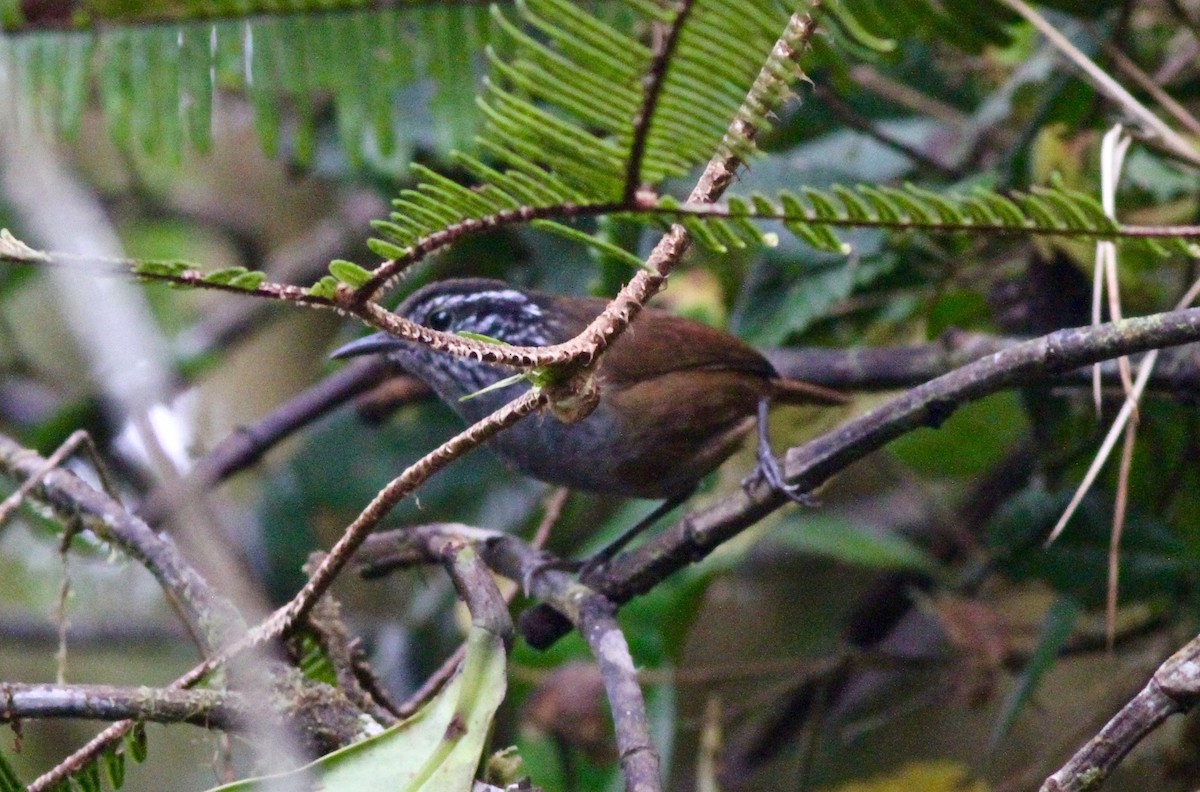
[
  {"x1": 579, "y1": 595, "x2": 662, "y2": 792},
  {"x1": 1041, "y1": 631, "x2": 1200, "y2": 791},
  {"x1": 766, "y1": 332, "x2": 1200, "y2": 394},
  {"x1": 257, "y1": 387, "x2": 549, "y2": 639}
]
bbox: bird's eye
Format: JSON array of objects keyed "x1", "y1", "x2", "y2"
[{"x1": 427, "y1": 309, "x2": 453, "y2": 331}]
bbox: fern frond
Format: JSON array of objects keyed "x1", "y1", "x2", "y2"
[
  {"x1": 1, "y1": 7, "x2": 488, "y2": 164},
  {"x1": 657, "y1": 184, "x2": 1200, "y2": 257},
  {"x1": 363, "y1": 0, "x2": 811, "y2": 293},
  {"x1": 821, "y1": 0, "x2": 1017, "y2": 55}
]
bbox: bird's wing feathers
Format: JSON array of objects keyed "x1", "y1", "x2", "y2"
[{"x1": 540, "y1": 295, "x2": 777, "y2": 389}]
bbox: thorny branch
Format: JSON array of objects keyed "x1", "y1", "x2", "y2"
[{"x1": 12, "y1": 1, "x2": 1200, "y2": 790}]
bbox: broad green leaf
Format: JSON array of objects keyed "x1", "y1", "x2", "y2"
[
  {"x1": 0, "y1": 751, "x2": 24, "y2": 792},
  {"x1": 889, "y1": 392, "x2": 1029, "y2": 479},
  {"x1": 210, "y1": 624, "x2": 508, "y2": 791}
]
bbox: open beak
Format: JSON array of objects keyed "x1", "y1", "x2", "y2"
[{"x1": 330, "y1": 332, "x2": 407, "y2": 360}]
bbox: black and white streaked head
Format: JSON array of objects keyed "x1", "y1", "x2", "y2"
[{"x1": 331, "y1": 279, "x2": 568, "y2": 420}]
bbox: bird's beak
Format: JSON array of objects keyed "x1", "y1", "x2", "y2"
[{"x1": 330, "y1": 332, "x2": 407, "y2": 360}]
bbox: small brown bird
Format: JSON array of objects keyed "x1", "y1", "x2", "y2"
[{"x1": 333, "y1": 278, "x2": 844, "y2": 557}]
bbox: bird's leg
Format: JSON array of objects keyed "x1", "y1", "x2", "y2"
[
  {"x1": 746, "y1": 398, "x2": 817, "y2": 506},
  {"x1": 524, "y1": 489, "x2": 695, "y2": 590}
]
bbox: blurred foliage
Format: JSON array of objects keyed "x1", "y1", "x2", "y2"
[{"x1": 2, "y1": 0, "x2": 1200, "y2": 791}]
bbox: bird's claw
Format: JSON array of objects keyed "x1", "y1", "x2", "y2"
[
  {"x1": 751, "y1": 397, "x2": 818, "y2": 506},
  {"x1": 745, "y1": 445, "x2": 818, "y2": 507}
]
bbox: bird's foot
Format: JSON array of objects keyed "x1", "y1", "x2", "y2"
[
  {"x1": 750, "y1": 397, "x2": 818, "y2": 506},
  {"x1": 743, "y1": 450, "x2": 818, "y2": 506}
]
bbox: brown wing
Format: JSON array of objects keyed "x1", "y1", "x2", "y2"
[
  {"x1": 538, "y1": 294, "x2": 777, "y2": 388},
  {"x1": 535, "y1": 292, "x2": 848, "y2": 406}
]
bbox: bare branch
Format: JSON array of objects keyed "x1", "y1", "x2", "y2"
[
  {"x1": 0, "y1": 683, "x2": 242, "y2": 730},
  {"x1": 579, "y1": 595, "x2": 662, "y2": 792},
  {"x1": 257, "y1": 387, "x2": 548, "y2": 639},
  {"x1": 765, "y1": 333, "x2": 1200, "y2": 394}
]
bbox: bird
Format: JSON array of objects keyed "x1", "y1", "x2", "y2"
[{"x1": 332, "y1": 278, "x2": 844, "y2": 562}]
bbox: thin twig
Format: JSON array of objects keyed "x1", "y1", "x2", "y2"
[
  {"x1": 0, "y1": 433, "x2": 243, "y2": 653},
  {"x1": 531, "y1": 487, "x2": 571, "y2": 549},
  {"x1": 1041, "y1": 632, "x2": 1200, "y2": 791},
  {"x1": 351, "y1": 5, "x2": 822, "y2": 367},
  {"x1": 381, "y1": 492, "x2": 569, "y2": 721},
  {"x1": 259, "y1": 388, "x2": 548, "y2": 640},
  {"x1": 995, "y1": 0, "x2": 1200, "y2": 166},
  {"x1": 1047, "y1": 277, "x2": 1200, "y2": 545},
  {"x1": 848, "y1": 65, "x2": 970, "y2": 127},
  {"x1": 26, "y1": 390, "x2": 545, "y2": 789},
  {"x1": 28, "y1": 661, "x2": 215, "y2": 791},
  {"x1": 1098, "y1": 38, "x2": 1200, "y2": 137},
  {"x1": 765, "y1": 335, "x2": 1200, "y2": 394},
  {"x1": 1106, "y1": 420, "x2": 1136, "y2": 650},
  {"x1": 810, "y1": 84, "x2": 961, "y2": 178},
  {"x1": 0, "y1": 430, "x2": 96, "y2": 527}
]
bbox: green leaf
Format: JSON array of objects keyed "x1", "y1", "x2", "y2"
[
  {"x1": 295, "y1": 633, "x2": 338, "y2": 686},
  {"x1": 127, "y1": 723, "x2": 148, "y2": 763},
  {"x1": 75, "y1": 760, "x2": 100, "y2": 792},
  {"x1": 769, "y1": 514, "x2": 936, "y2": 572},
  {"x1": 102, "y1": 748, "x2": 126, "y2": 790},
  {"x1": 209, "y1": 621, "x2": 508, "y2": 791},
  {"x1": 328, "y1": 260, "x2": 372, "y2": 288},
  {"x1": 366, "y1": 238, "x2": 410, "y2": 260},
  {"x1": 228, "y1": 271, "x2": 267, "y2": 291},
  {"x1": 132, "y1": 259, "x2": 190, "y2": 278},
  {"x1": 202, "y1": 266, "x2": 250, "y2": 286},
  {"x1": 530, "y1": 220, "x2": 650, "y2": 271},
  {"x1": 307, "y1": 275, "x2": 339, "y2": 300},
  {"x1": 989, "y1": 596, "x2": 1079, "y2": 747},
  {"x1": 459, "y1": 373, "x2": 527, "y2": 402}
]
